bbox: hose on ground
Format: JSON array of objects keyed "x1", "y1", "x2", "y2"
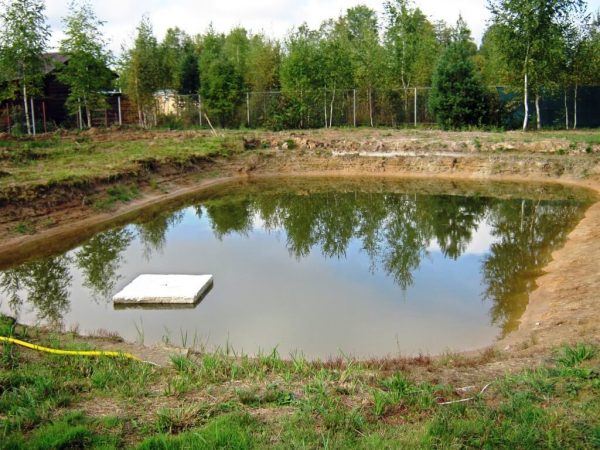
[{"x1": 0, "y1": 335, "x2": 156, "y2": 365}]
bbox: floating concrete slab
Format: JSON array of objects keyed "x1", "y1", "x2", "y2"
[{"x1": 113, "y1": 274, "x2": 213, "y2": 306}]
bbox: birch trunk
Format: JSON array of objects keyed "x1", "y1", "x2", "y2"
[
  {"x1": 564, "y1": 89, "x2": 569, "y2": 129},
  {"x1": 522, "y1": 50, "x2": 530, "y2": 131},
  {"x1": 535, "y1": 92, "x2": 541, "y2": 130},
  {"x1": 78, "y1": 99, "x2": 83, "y2": 130},
  {"x1": 85, "y1": 96, "x2": 91, "y2": 129},
  {"x1": 23, "y1": 84, "x2": 31, "y2": 135}
]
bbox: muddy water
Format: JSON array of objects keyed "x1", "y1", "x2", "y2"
[{"x1": 0, "y1": 178, "x2": 593, "y2": 359}]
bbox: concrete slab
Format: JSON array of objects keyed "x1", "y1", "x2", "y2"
[{"x1": 113, "y1": 274, "x2": 213, "y2": 305}]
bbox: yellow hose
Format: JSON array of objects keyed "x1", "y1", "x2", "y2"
[{"x1": 0, "y1": 336, "x2": 144, "y2": 362}]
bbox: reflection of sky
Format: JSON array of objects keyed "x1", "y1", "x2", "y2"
[
  {"x1": 2, "y1": 205, "x2": 500, "y2": 359},
  {"x1": 427, "y1": 221, "x2": 498, "y2": 255}
]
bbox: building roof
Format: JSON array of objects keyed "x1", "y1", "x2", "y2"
[{"x1": 42, "y1": 53, "x2": 70, "y2": 75}]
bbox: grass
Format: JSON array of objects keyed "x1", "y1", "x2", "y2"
[
  {"x1": 1, "y1": 314, "x2": 599, "y2": 448},
  {"x1": 0, "y1": 132, "x2": 245, "y2": 191},
  {"x1": 93, "y1": 185, "x2": 141, "y2": 210},
  {"x1": 1, "y1": 128, "x2": 599, "y2": 192}
]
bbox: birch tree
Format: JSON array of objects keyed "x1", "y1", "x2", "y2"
[
  {"x1": 319, "y1": 19, "x2": 354, "y2": 128},
  {"x1": 120, "y1": 17, "x2": 161, "y2": 127},
  {"x1": 280, "y1": 25, "x2": 324, "y2": 127},
  {"x1": 384, "y1": 0, "x2": 439, "y2": 118},
  {"x1": 0, "y1": 0, "x2": 50, "y2": 135},
  {"x1": 58, "y1": 0, "x2": 113, "y2": 129},
  {"x1": 487, "y1": 0, "x2": 586, "y2": 130},
  {"x1": 344, "y1": 6, "x2": 385, "y2": 126},
  {"x1": 198, "y1": 28, "x2": 243, "y2": 127},
  {"x1": 560, "y1": 11, "x2": 599, "y2": 128}
]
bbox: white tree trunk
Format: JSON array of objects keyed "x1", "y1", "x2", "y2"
[
  {"x1": 23, "y1": 84, "x2": 31, "y2": 135},
  {"x1": 564, "y1": 89, "x2": 569, "y2": 130},
  {"x1": 523, "y1": 51, "x2": 530, "y2": 131},
  {"x1": 535, "y1": 93, "x2": 541, "y2": 130},
  {"x1": 523, "y1": 72, "x2": 529, "y2": 131},
  {"x1": 78, "y1": 99, "x2": 83, "y2": 130}
]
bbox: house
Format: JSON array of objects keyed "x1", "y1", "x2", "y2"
[{"x1": 0, "y1": 53, "x2": 133, "y2": 133}]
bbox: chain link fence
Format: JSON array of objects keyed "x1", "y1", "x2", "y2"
[{"x1": 1, "y1": 86, "x2": 598, "y2": 134}]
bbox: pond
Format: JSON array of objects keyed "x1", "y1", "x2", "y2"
[{"x1": 0, "y1": 177, "x2": 594, "y2": 359}]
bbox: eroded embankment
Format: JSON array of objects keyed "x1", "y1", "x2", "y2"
[{"x1": 1, "y1": 141, "x2": 599, "y2": 357}]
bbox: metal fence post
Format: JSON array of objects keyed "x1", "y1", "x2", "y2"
[
  {"x1": 30, "y1": 97, "x2": 36, "y2": 135},
  {"x1": 117, "y1": 94, "x2": 122, "y2": 126},
  {"x1": 353, "y1": 89, "x2": 356, "y2": 127},
  {"x1": 198, "y1": 94, "x2": 202, "y2": 127},
  {"x1": 246, "y1": 92, "x2": 250, "y2": 127},
  {"x1": 42, "y1": 101, "x2": 47, "y2": 133},
  {"x1": 324, "y1": 90, "x2": 327, "y2": 128},
  {"x1": 414, "y1": 88, "x2": 417, "y2": 127}
]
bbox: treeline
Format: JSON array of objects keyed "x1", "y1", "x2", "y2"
[{"x1": 1, "y1": 0, "x2": 600, "y2": 132}]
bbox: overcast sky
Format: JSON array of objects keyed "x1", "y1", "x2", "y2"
[{"x1": 45, "y1": 0, "x2": 600, "y2": 54}]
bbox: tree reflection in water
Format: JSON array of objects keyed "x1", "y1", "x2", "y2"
[
  {"x1": 0, "y1": 256, "x2": 72, "y2": 325},
  {"x1": 0, "y1": 184, "x2": 588, "y2": 335},
  {"x1": 135, "y1": 210, "x2": 185, "y2": 259},
  {"x1": 75, "y1": 229, "x2": 135, "y2": 301}
]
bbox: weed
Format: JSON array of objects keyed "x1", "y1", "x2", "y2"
[
  {"x1": 373, "y1": 390, "x2": 390, "y2": 417},
  {"x1": 13, "y1": 221, "x2": 35, "y2": 235},
  {"x1": 140, "y1": 413, "x2": 257, "y2": 449},
  {"x1": 557, "y1": 343, "x2": 597, "y2": 368},
  {"x1": 93, "y1": 185, "x2": 140, "y2": 210}
]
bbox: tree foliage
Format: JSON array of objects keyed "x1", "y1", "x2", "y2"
[
  {"x1": 198, "y1": 28, "x2": 244, "y2": 127},
  {"x1": 57, "y1": 0, "x2": 113, "y2": 128},
  {"x1": 120, "y1": 16, "x2": 161, "y2": 127},
  {"x1": 487, "y1": 0, "x2": 587, "y2": 129},
  {"x1": 384, "y1": 0, "x2": 439, "y2": 89},
  {"x1": 0, "y1": 0, "x2": 50, "y2": 134},
  {"x1": 429, "y1": 18, "x2": 489, "y2": 129}
]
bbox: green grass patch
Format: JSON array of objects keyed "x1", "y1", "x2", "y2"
[
  {"x1": 93, "y1": 185, "x2": 141, "y2": 210},
  {"x1": 0, "y1": 134, "x2": 245, "y2": 190},
  {"x1": 1, "y1": 314, "x2": 599, "y2": 448}
]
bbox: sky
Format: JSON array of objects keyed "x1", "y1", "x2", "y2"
[{"x1": 44, "y1": 0, "x2": 600, "y2": 54}]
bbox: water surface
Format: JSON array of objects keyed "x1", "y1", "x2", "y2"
[{"x1": 0, "y1": 178, "x2": 593, "y2": 358}]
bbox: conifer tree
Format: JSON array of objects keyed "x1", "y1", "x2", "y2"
[{"x1": 429, "y1": 18, "x2": 488, "y2": 129}]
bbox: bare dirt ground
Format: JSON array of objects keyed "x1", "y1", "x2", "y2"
[{"x1": 1, "y1": 128, "x2": 599, "y2": 373}]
